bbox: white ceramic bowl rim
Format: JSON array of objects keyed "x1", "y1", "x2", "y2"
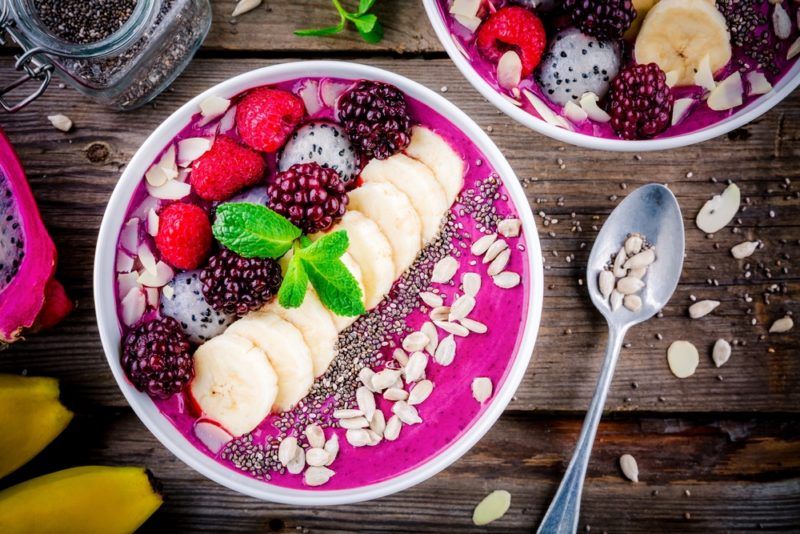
[
  {"x1": 422, "y1": 0, "x2": 800, "y2": 152},
  {"x1": 94, "y1": 61, "x2": 544, "y2": 505}
]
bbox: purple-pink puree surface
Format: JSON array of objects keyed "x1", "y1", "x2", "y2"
[
  {"x1": 435, "y1": 0, "x2": 800, "y2": 139},
  {"x1": 114, "y1": 76, "x2": 531, "y2": 490}
]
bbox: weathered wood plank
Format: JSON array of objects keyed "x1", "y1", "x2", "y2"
[
  {"x1": 0, "y1": 57, "x2": 797, "y2": 414},
  {"x1": 4, "y1": 410, "x2": 798, "y2": 532}
]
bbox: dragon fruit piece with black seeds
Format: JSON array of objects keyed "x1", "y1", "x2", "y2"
[
  {"x1": 536, "y1": 28, "x2": 622, "y2": 107},
  {"x1": 160, "y1": 270, "x2": 234, "y2": 344},
  {"x1": 226, "y1": 185, "x2": 269, "y2": 206},
  {"x1": 0, "y1": 129, "x2": 71, "y2": 344},
  {"x1": 278, "y1": 121, "x2": 359, "y2": 187}
]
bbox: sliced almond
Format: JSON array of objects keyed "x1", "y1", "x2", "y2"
[
  {"x1": 696, "y1": 183, "x2": 740, "y2": 233},
  {"x1": 579, "y1": 92, "x2": 611, "y2": 123},
  {"x1": 788, "y1": 36, "x2": 800, "y2": 60},
  {"x1": 746, "y1": 71, "x2": 773, "y2": 96},
  {"x1": 694, "y1": 54, "x2": 716, "y2": 92},
  {"x1": 473, "y1": 490, "x2": 511, "y2": 526},
  {"x1": 712, "y1": 339, "x2": 731, "y2": 368},
  {"x1": 432, "y1": 255, "x2": 459, "y2": 283},
  {"x1": 434, "y1": 334, "x2": 456, "y2": 366},
  {"x1": 689, "y1": 300, "x2": 720, "y2": 319},
  {"x1": 730, "y1": 241, "x2": 759, "y2": 259},
  {"x1": 708, "y1": 71, "x2": 743, "y2": 111},
  {"x1": 493, "y1": 271, "x2": 520, "y2": 289},
  {"x1": 472, "y1": 377, "x2": 493, "y2": 403},
  {"x1": 564, "y1": 101, "x2": 588, "y2": 124},
  {"x1": 773, "y1": 3, "x2": 792, "y2": 39},
  {"x1": 408, "y1": 379, "x2": 434, "y2": 405},
  {"x1": 471, "y1": 233, "x2": 497, "y2": 255},
  {"x1": 198, "y1": 95, "x2": 230, "y2": 125},
  {"x1": 497, "y1": 218, "x2": 521, "y2": 238},
  {"x1": 672, "y1": 97, "x2": 695, "y2": 126},
  {"x1": 619, "y1": 454, "x2": 639, "y2": 483},
  {"x1": 523, "y1": 89, "x2": 573, "y2": 130},
  {"x1": 231, "y1": 0, "x2": 262, "y2": 17},
  {"x1": 769, "y1": 316, "x2": 794, "y2": 333},
  {"x1": 304, "y1": 466, "x2": 334, "y2": 487},
  {"x1": 497, "y1": 51, "x2": 522, "y2": 89},
  {"x1": 667, "y1": 340, "x2": 699, "y2": 378}
]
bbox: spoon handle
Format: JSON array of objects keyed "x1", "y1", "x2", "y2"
[{"x1": 536, "y1": 324, "x2": 627, "y2": 534}]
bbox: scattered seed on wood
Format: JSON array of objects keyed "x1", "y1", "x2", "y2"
[
  {"x1": 689, "y1": 300, "x2": 720, "y2": 319},
  {"x1": 731, "y1": 241, "x2": 759, "y2": 259},
  {"x1": 47, "y1": 113, "x2": 73, "y2": 132},
  {"x1": 619, "y1": 454, "x2": 639, "y2": 482},
  {"x1": 667, "y1": 340, "x2": 699, "y2": 378},
  {"x1": 473, "y1": 490, "x2": 512, "y2": 526},
  {"x1": 712, "y1": 339, "x2": 732, "y2": 367},
  {"x1": 769, "y1": 316, "x2": 794, "y2": 333}
]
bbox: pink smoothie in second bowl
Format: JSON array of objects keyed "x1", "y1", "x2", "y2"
[
  {"x1": 110, "y1": 74, "x2": 532, "y2": 491},
  {"x1": 431, "y1": 0, "x2": 800, "y2": 143}
]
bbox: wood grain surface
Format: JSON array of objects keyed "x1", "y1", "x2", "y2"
[{"x1": 0, "y1": 10, "x2": 798, "y2": 531}]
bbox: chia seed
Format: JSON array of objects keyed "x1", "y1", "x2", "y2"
[{"x1": 35, "y1": 0, "x2": 137, "y2": 44}]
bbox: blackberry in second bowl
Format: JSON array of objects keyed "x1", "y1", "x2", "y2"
[
  {"x1": 564, "y1": 0, "x2": 637, "y2": 41},
  {"x1": 338, "y1": 80, "x2": 412, "y2": 160},
  {"x1": 200, "y1": 249, "x2": 283, "y2": 317},
  {"x1": 608, "y1": 63, "x2": 674, "y2": 140}
]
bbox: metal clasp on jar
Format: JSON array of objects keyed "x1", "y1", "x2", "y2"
[{"x1": 0, "y1": 3, "x2": 53, "y2": 112}]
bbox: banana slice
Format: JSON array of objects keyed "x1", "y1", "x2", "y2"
[
  {"x1": 263, "y1": 289, "x2": 338, "y2": 378},
  {"x1": 226, "y1": 313, "x2": 314, "y2": 413},
  {"x1": 190, "y1": 334, "x2": 278, "y2": 437},
  {"x1": 635, "y1": 0, "x2": 732, "y2": 87},
  {"x1": 404, "y1": 126, "x2": 465, "y2": 206},
  {"x1": 321, "y1": 211, "x2": 394, "y2": 311},
  {"x1": 331, "y1": 251, "x2": 365, "y2": 331},
  {"x1": 348, "y1": 182, "x2": 423, "y2": 276},
  {"x1": 361, "y1": 153, "x2": 448, "y2": 243}
]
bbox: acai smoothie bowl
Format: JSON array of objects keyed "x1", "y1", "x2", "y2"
[
  {"x1": 423, "y1": 0, "x2": 800, "y2": 151},
  {"x1": 94, "y1": 62, "x2": 543, "y2": 504}
]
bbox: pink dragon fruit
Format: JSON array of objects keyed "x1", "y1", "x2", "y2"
[{"x1": 0, "y1": 129, "x2": 72, "y2": 344}]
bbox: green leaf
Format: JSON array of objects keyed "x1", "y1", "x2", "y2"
[
  {"x1": 213, "y1": 203, "x2": 301, "y2": 259},
  {"x1": 357, "y1": 0, "x2": 377, "y2": 14},
  {"x1": 294, "y1": 21, "x2": 344, "y2": 37},
  {"x1": 300, "y1": 230, "x2": 350, "y2": 262},
  {"x1": 278, "y1": 253, "x2": 309, "y2": 309},
  {"x1": 357, "y1": 19, "x2": 384, "y2": 44},
  {"x1": 302, "y1": 257, "x2": 365, "y2": 317},
  {"x1": 351, "y1": 13, "x2": 377, "y2": 33}
]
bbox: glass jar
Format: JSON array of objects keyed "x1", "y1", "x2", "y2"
[{"x1": 0, "y1": 0, "x2": 211, "y2": 111}]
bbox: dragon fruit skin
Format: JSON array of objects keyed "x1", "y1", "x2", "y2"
[{"x1": 0, "y1": 129, "x2": 72, "y2": 344}]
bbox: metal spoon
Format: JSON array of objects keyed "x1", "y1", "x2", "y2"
[{"x1": 537, "y1": 184, "x2": 684, "y2": 534}]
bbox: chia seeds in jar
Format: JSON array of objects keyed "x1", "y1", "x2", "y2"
[{"x1": 1, "y1": 0, "x2": 211, "y2": 110}]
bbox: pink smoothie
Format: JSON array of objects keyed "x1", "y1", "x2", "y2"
[
  {"x1": 435, "y1": 0, "x2": 800, "y2": 139},
  {"x1": 113, "y1": 76, "x2": 532, "y2": 490}
]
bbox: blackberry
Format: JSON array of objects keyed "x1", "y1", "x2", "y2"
[
  {"x1": 608, "y1": 63, "x2": 674, "y2": 140},
  {"x1": 200, "y1": 249, "x2": 282, "y2": 317},
  {"x1": 564, "y1": 0, "x2": 636, "y2": 41},
  {"x1": 338, "y1": 80, "x2": 412, "y2": 160},
  {"x1": 121, "y1": 317, "x2": 193, "y2": 399},
  {"x1": 267, "y1": 162, "x2": 348, "y2": 234}
]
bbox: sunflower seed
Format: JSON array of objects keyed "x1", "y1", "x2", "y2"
[
  {"x1": 369, "y1": 409, "x2": 386, "y2": 436},
  {"x1": 471, "y1": 233, "x2": 497, "y2": 255},
  {"x1": 402, "y1": 331, "x2": 430, "y2": 352},
  {"x1": 472, "y1": 377, "x2": 493, "y2": 403},
  {"x1": 624, "y1": 234, "x2": 643, "y2": 255},
  {"x1": 712, "y1": 339, "x2": 731, "y2": 367},
  {"x1": 667, "y1": 340, "x2": 699, "y2": 378},
  {"x1": 473, "y1": 490, "x2": 511, "y2": 526},
  {"x1": 333, "y1": 409, "x2": 363, "y2": 419},
  {"x1": 430, "y1": 306, "x2": 451, "y2": 321},
  {"x1": 487, "y1": 249, "x2": 511, "y2": 276},
  {"x1": 492, "y1": 271, "x2": 520, "y2": 289},
  {"x1": 616, "y1": 276, "x2": 645, "y2": 295},
  {"x1": 48, "y1": 113, "x2": 73, "y2": 132},
  {"x1": 404, "y1": 351, "x2": 428, "y2": 382},
  {"x1": 623, "y1": 294, "x2": 642, "y2": 312},
  {"x1": 408, "y1": 379, "x2": 434, "y2": 405},
  {"x1": 731, "y1": 241, "x2": 759, "y2": 259},
  {"x1": 339, "y1": 416, "x2": 369, "y2": 429},
  {"x1": 231, "y1": 0, "x2": 262, "y2": 17},
  {"x1": 286, "y1": 447, "x2": 305, "y2": 474},
  {"x1": 356, "y1": 386, "x2": 376, "y2": 421},
  {"x1": 434, "y1": 334, "x2": 456, "y2": 365},
  {"x1": 358, "y1": 367, "x2": 378, "y2": 392},
  {"x1": 420, "y1": 291, "x2": 444, "y2": 308},
  {"x1": 372, "y1": 369, "x2": 402, "y2": 391},
  {"x1": 345, "y1": 429, "x2": 370, "y2": 447},
  {"x1": 598, "y1": 270, "x2": 614, "y2": 299},
  {"x1": 278, "y1": 437, "x2": 299, "y2": 467},
  {"x1": 421, "y1": 321, "x2": 439, "y2": 354},
  {"x1": 432, "y1": 255, "x2": 459, "y2": 283},
  {"x1": 769, "y1": 316, "x2": 794, "y2": 333},
  {"x1": 623, "y1": 248, "x2": 656, "y2": 270},
  {"x1": 384, "y1": 415, "x2": 402, "y2": 441},
  {"x1": 384, "y1": 387, "x2": 409, "y2": 401},
  {"x1": 610, "y1": 290, "x2": 623, "y2": 311},
  {"x1": 323, "y1": 434, "x2": 339, "y2": 465},
  {"x1": 613, "y1": 247, "x2": 627, "y2": 277},
  {"x1": 483, "y1": 239, "x2": 509, "y2": 263},
  {"x1": 449, "y1": 294, "x2": 476, "y2": 321},
  {"x1": 304, "y1": 466, "x2": 335, "y2": 486},
  {"x1": 459, "y1": 317, "x2": 488, "y2": 334},
  {"x1": 392, "y1": 401, "x2": 422, "y2": 425},
  {"x1": 393, "y1": 348, "x2": 409, "y2": 366},
  {"x1": 619, "y1": 454, "x2": 639, "y2": 482},
  {"x1": 462, "y1": 272, "x2": 482, "y2": 296},
  {"x1": 689, "y1": 300, "x2": 720, "y2": 319},
  {"x1": 498, "y1": 218, "x2": 521, "y2": 238},
  {"x1": 435, "y1": 320, "x2": 469, "y2": 337},
  {"x1": 306, "y1": 447, "x2": 330, "y2": 467},
  {"x1": 304, "y1": 424, "x2": 325, "y2": 449}
]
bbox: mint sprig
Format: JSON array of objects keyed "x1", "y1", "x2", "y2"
[
  {"x1": 213, "y1": 203, "x2": 364, "y2": 317},
  {"x1": 295, "y1": 0, "x2": 384, "y2": 44}
]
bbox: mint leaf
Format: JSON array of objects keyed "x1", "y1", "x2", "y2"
[
  {"x1": 213, "y1": 203, "x2": 301, "y2": 259},
  {"x1": 351, "y1": 13, "x2": 377, "y2": 33},
  {"x1": 300, "y1": 230, "x2": 350, "y2": 262},
  {"x1": 295, "y1": 20, "x2": 344, "y2": 37},
  {"x1": 295, "y1": 0, "x2": 383, "y2": 44},
  {"x1": 357, "y1": 0, "x2": 377, "y2": 14},
  {"x1": 357, "y1": 19, "x2": 383, "y2": 43},
  {"x1": 302, "y1": 257, "x2": 365, "y2": 317},
  {"x1": 278, "y1": 252, "x2": 309, "y2": 309}
]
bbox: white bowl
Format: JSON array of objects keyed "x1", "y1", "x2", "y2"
[
  {"x1": 94, "y1": 61, "x2": 544, "y2": 505},
  {"x1": 422, "y1": 0, "x2": 800, "y2": 152}
]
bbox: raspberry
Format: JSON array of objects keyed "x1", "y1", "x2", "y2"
[
  {"x1": 121, "y1": 317, "x2": 193, "y2": 399},
  {"x1": 200, "y1": 249, "x2": 283, "y2": 316},
  {"x1": 155, "y1": 203, "x2": 212, "y2": 270},
  {"x1": 564, "y1": 0, "x2": 636, "y2": 41},
  {"x1": 608, "y1": 63, "x2": 674, "y2": 140},
  {"x1": 191, "y1": 136, "x2": 266, "y2": 201},
  {"x1": 267, "y1": 162, "x2": 348, "y2": 234},
  {"x1": 476, "y1": 6, "x2": 546, "y2": 78},
  {"x1": 338, "y1": 80, "x2": 412, "y2": 160},
  {"x1": 236, "y1": 88, "x2": 305, "y2": 153}
]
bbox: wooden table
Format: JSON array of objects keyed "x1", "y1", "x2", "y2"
[{"x1": 2, "y1": 2, "x2": 799, "y2": 531}]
